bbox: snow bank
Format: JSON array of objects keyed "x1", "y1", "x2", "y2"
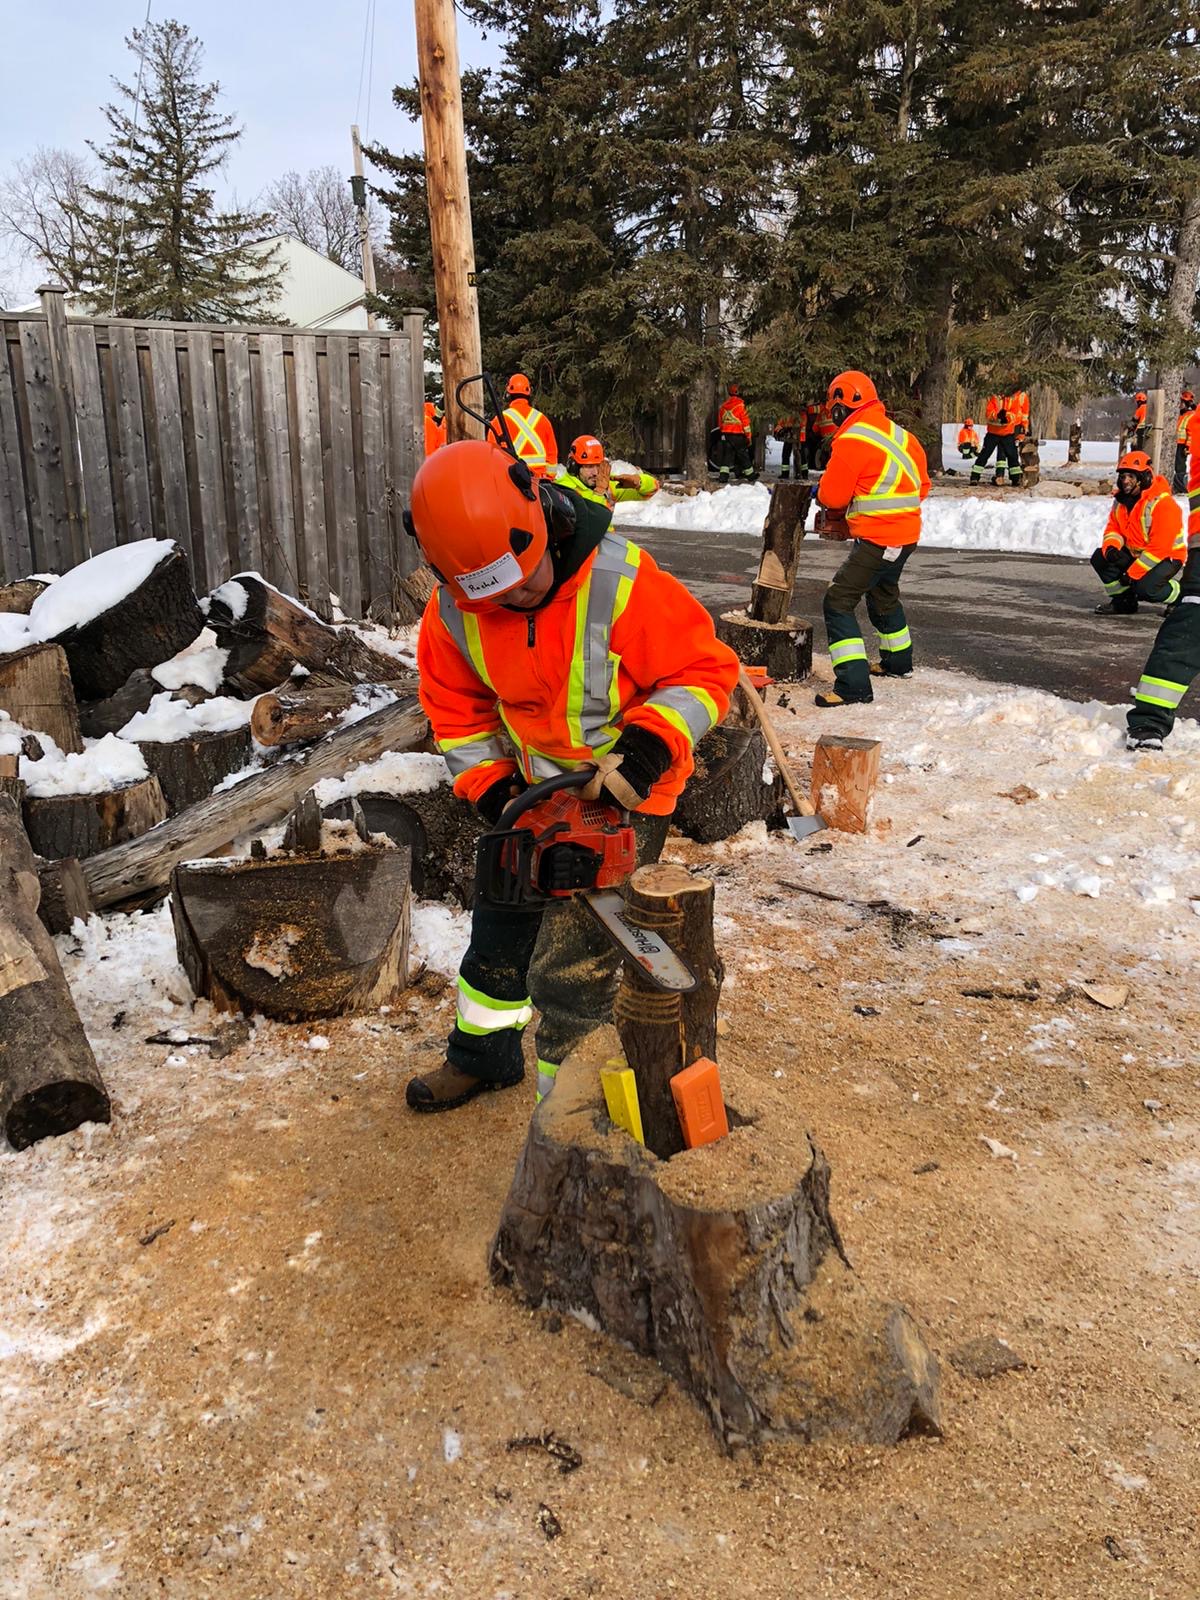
[
  {"x1": 27, "y1": 539, "x2": 175, "y2": 639},
  {"x1": 118, "y1": 691, "x2": 254, "y2": 743},
  {"x1": 22, "y1": 732, "x2": 150, "y2": 797}
]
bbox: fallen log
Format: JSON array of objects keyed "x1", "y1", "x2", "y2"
[
  {"x1": 0, "y1": 642, "x2": 84, "y2": 754},
  {"x1": 490, "y1": 1024, "x2": 942, "y2": 1450},
  {"x1": 23, "y1": 773, "x2": 168, "y2": 861},
  {"x1": 0, "y1": 796, "x2": 110, "y2": 1149},
  {"x1": 209, "y1": 574, "x2": 413, "y2": 695},
  {"x1": 171, "y1": 843, "x2": 412, "y2": 1020},
  {"x1": 672, "y1": 725, "x2": 782, "y2": 844},
  {"x1": 34, "y1": 542, "x2": 205, "y2": 702},
  {"x1": 81, "y1": 696, "x2": 428, "y2": 910},
  {"x1": 322, "y1": 781, "x2": 483, "y2": 905},
  {"x1": 0, "y1": 578, "x2": 50, "y2": 615},
  {"x1": 250, "y1": 678, "x2": 417, "y2": 747},
  {"x1": 136, "y1": 726, "x2": 254, "y2": 815}
]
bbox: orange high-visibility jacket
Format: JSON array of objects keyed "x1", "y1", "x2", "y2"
[
  {"x1": 417, "y1": 533, "x2": 739, "y2": 816},
  {"x1": 775, "y1": 415, "x2": 806, "y2": 441},
  {"x1": 1010, "y1": 391, "x2": 1030, "y2": 434},
  {"x1": 1186, "y1": 408, "x2": 1200, "y2": 539},
  {"x1": 1102, "y1": 474, "x2": 1185, "y2": 579},
  {"x1": 718, "y1": 394, "x2": 751, "y2": 437},
  {"x1": 490, "y1": 397, "x2": 558, "y2": 476},
  {"x1": 1178, "y1": 408, "x2": 1194, "y2": 446},
  {"x1": 423, "y1": 402, "x2": 445, "y2": 457},
  {"x1": 813, "y1": 405, "x2": 837, "y2": 439},
  {"x1": 984, "y1": 394, "x2": 1023, "y2": 437},
  {"x1": 957, "y1": 424, "x2": 979, "y2": 450},
  {"x1": 817, "y1": 400, "x2": 930, "y2": 547},
  {"x1": 1133, "y1": 398, "x2": 1148, "y2": 427}
]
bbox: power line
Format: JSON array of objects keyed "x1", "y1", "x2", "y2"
[
  {"x1": 355, "y1": 0, "x2": 376, "y2": 140},
  {"x1": 111, "y1": 0, "x2": 154, "y2": 315}
]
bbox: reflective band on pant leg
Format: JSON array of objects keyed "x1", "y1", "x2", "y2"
[
  {"x1": 877, "y1": 626, "x2": 912, "y2": 652},
  {"x1": 1134, "y1": 676, "x2": 1188, "y2": 709},
  {"x1": 1104, "y1": 578, "x2": 1131, "y2": 594},
  {"x1": 456, "y1": 976, "x2": 533, "y2": 1036},
  {"x1": 535, "y1": 1059, "x2": 559, "y2": 1103},
  {"x1": 829, "y1": 636, "x2": 868, "y2": 665}
]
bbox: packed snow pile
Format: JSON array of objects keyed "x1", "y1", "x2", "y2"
[
  {"x1": 117, "y1": 691, "x2": 255, "y2": 743},
  {"x1": 150, "y1": 628, "x2": 229, "y2": 694},
  {"x1": 313, "y1": 749, "x2": 448, "y2": 808}
]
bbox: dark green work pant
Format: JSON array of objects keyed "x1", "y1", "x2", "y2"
[
  {"x1": 970, "y1": 432, "x2": 1022, "y2": 483},
  {"x1": 1127, "y1": 598, "x2": 1200, "y2": 742},
  {"x1": 823, "y1": 537, "x2": 916, "y2": 697}
]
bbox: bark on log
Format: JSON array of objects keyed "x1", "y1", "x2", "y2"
[
  {"x1": 614, "y1": 864, "x2": 720, "y2": 1158},
  {"x1": 811, "y1": 734, "x2": 881, "y2": 834},
  {"x1": 1019, "y1": 436, "x2": 1041, "y2": 488},
  {"x1": 136, "y1": 726, "x2": 254, "y2": 815},
  {"x1": 748, "y1": 482, "x2": 812, "y2": 624},
  {"x1": 50, "y1": 544, "x2": 205, "y2": 702},
  {"x1": 35, "y1": 855, "x2": 94, "y2": 935},
  {"x1": 0, "y1": 753, "x2": 23, "y2": 811},
  {"x1": 77, "y1": 669, "x2": 158, "y2": 737},
  {"x1": 0, "y1": 579, "x2": 49, "y2": 615},
  {"x1": 0, "y1": 642, "x2": 84, "y2": 754},
  {"x1": 490, "y1": 1026, "x2": 942, "y2": 1449},
  {"x1": 323, "y1": 782, "x2": 483, "y2": 905},
  {"x1": 1067, "y1": 423, "x2": 1082, "y2": 465},
  {"x1": 209, "y1": 574, "x2": 413, "y2": 695},
  {"x1": 23, "y1": 773, "x2": 168, "y2": 861},
  {"x1": 0, "y1": 797, "x2": 110, "y2": 1150},
  {"x1": 716, "y1": 610, "x2": 813, "y2": 682},
  {"x1": 391, "y1": 564, "x2": 438, "y2": 627},
  {"x1": 81, "y1": 697, "x2": 427, "y2": 909},
  {"x1": 672, "y1": 725, "x2": 782, "y2": 844},
  {"x1": 171, "y1": 845, "x2": 412, "y2": 1020},
  {"x1": 250, "y1": 678, "x2": 417, "y2": 747}
]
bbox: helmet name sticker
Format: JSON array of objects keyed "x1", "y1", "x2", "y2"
[{"x1": 458, "y1": 550, "x2": 525, "y2": 599}]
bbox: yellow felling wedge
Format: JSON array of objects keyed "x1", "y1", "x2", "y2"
[{"x1": 600, "y1": 1061, "x2": 644, "y2": 1146}]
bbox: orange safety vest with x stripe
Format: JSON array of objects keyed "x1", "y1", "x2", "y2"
[
  {"x1": 817, "y1": 401, "x2": 931, "y2": 547},
  {"x1": 491, "y1": 398, "x2": 558, "y2": 477}
]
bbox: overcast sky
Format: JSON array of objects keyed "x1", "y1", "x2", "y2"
[{"x1": 0, "y1": 0, "x2": 499, "y2": 299}]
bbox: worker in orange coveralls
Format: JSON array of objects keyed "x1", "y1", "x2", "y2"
[
  {"x1": 423, "y1": 400, "x2": 445, "y2": 456},
  {"x1": 1090, "y1": 450, "x2": 1186, "y2": 617},
  {"x1": 716, "y1": 383, "x2": 754, "y2": 483},
  {"x1": 813, "y1": 370, "x2": 930, "y2": 707},
  {"x1": 401, "y1": 439, "x2": 738, "y2": 1112},
  {"x1": 490, "y1": 373, "x2": 558, "y2": 477}
]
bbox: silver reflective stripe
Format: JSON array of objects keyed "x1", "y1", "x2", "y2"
[
  {"x1": 535, "y1": 1060, "x2": 559, "y2": 1102},
  {"x1": 878, "y1": 627, "x2": 912, "y2": 652},
  {"x1": 829, "y1": 636, "x2": 867, "y2": 663},
  {"x1": 1134, "y1": 677, "x2": 1187, "y2": 708},
  {"x1": 439, "y1": 734, "x2": 509, "y2": 777},
  {"x1": 849, "y1": 491, "x2": 923, "y2": 516},
  {"x1": 578, "y1": 534, "x2": 642, "y2": 748},
  {"x1": 438, "y1": 587, "x2": 473, "y2": 659},
  {"x1": 1141, "y1": 491, "x2": 1169, "y2": 538},
  {"x1": 643, "y1": 684, "x2": 716, "y2": 745}
]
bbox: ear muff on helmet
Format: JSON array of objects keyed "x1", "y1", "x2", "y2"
[
  {"x1": 508, "y1": 459, "x2": 538, "y2": 501},
  {"x1": 538, "y1": 481, "x2": 577, "y2": 541}
]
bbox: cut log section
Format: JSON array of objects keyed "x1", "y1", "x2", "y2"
[
  {"x1": 0, "y1": 753, "x2": 23, "y2": 811},
  {"x1": 322, "y1": 782, "x2": 484, "y2": 905},
  {"x1": 136, "y1": 726, "x2": 254, "y2": 815},
  {"x1": 717, "y1": 610, "x2": 813, "y2": 682},
  {"x1": 748, "y1": 481, "x2": 812, "y2": 625},
  {"x1": 171, "y1": 845, "x2": 412, "y2": 1020},
  {"x1": 48, "y1": 544, "x2": 205, "y2": 702},
  {"x1": 811, "y1": 734, "x2": 881, "y2": 834},
  {"x1": 250, "y1": 678, "x2": 417, "y2": 747},
  {"x1": 81, "y1": 697, "x2": 427, "y2": 909},
  {"x1": 1019, "y1": 436, "x2": 1041, "y2": 488},
  {"x1": 23, "y1": 773, "x2": 168, "y2": 861},
  {"x1": 209, "y1": 573, "x2": 415, "y2": 696},
  {"x1": 0, "y1": 642, "x2": 84, "y2": 754},
  {"x1": 490, "y1": 1025, "x2": 942, "y2": 1450},
  {"x1": 613, "y1": 864, "x2": 721, "y2": 1159},
  {"x1": 0, "y1": 797, "x2": 110, "y2": 1150},
  {"x1": 77, "y1": 669, "x2": 159, "y2": 738},
  {"x1": 0, "y1": 578, "x2": 50, "y2": 615},
  {"x1": 672, "y1": 725, "x2": 782, "y2": 844},
  {"x1": 34, "y1": 856, "x2": 94, "y2": 935}
]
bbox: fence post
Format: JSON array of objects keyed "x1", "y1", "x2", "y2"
[
  {"x1": 37, "y1": 285, "x2": 87, "y2": 567},
  {"x1": 398, "y1": 308, "x2": 426, "y2": 580}
]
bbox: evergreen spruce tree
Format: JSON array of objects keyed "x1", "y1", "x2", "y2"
[{"x1": 82, "y1": 19, "x2": 281, "y2": 321}]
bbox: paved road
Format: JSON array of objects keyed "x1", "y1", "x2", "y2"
[{"x1": 628, "y1": 523, "x2": 1180, "y2": 709}]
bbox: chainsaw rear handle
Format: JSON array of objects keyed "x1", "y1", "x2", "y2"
[{"x1": 493, "y1": 767, "x2": 628, "y2": 833}]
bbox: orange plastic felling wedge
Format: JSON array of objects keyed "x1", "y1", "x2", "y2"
[
  {"x1": 670, "y1": 1057, "x2": 729, "y2": 1149},
  {"x1": 742, "y1": 665, "x2": 773, "y2": 689}
]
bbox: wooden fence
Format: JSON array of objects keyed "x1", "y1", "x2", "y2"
[{"x1": 0, "y1": 287, "x2": 426, "y2": 618}]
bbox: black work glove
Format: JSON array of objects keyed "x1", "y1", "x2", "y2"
[
  {"x1": 604, "y1": 724, "x2": 673, "y2": 807},
  {"x1": 996, "y1": 408, "x2": 1008, "y2": 424},
  {"x1": 476, "y1": 772, "x2": 526, "y2": 826}
]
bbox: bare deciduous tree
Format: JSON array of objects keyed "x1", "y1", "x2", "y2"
[
  {"x1": 0, "y1": 147, "x2": 109, "y2": 292},
  {"x1": 264, "y1": 165, "x2": 384, "y2": 274}
]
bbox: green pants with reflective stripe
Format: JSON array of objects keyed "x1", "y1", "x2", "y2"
[
  {"x1": 447, "y1": 812, "x2": 670, "y2": 1085},
  {"x1": 824, "y1": 538, "x2": 916, "y2": 693},
  {"x1": 1127, "y1": 600, "x2": 1200, "y2": 741}
]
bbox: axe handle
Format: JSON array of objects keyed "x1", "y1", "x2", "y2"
[{"x1": 736, "y1": 668, "x2": 816, "y2": 817}]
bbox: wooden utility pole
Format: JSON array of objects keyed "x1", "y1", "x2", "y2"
[
  {"x1": 413, "y1": 0, "x2": 483, "y2": 441},
  {"x1": 350, "y1": 126, "x2": 378, "y2": 329}
]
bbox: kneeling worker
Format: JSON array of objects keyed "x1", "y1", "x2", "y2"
[
  {"x1": 814, "y1": 371, "x2": 930, "y2": 707},
  {"x1": 957, "y1": 418, "x2": 979, "y2": 458},
  {"x1": 1091, "y1": 451, "x2": 1185, "y2": 617},
  {"x1": 404, "y1": 440, "x2": 738, "y2": 1112}
]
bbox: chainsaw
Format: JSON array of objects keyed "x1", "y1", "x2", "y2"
[{"x1": 475, "y1": 769, "x2": 697, "y2": 993}]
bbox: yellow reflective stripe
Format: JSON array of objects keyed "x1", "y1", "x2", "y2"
[
  {"x1": 437, "y1": 730, "x2": 509, "y2": 777},
  {"x1": 535, "y1": 1059, "x2": 559, "y2": 1102},
  {"x1": 1140, "y1": 491, "x2": 1170, "y2": 538},
  {"x1": 829, "y1": 637, "x2": 868, "y2": 663},
  {"x1": 1134, "y1": 677, "x2": 1186, "y2": 709},
  {"x1": 643, "y1": 685, "x2": 719, "y2": 747},
  {"x1": 456, "y1": 978, "x2": 533, "y2": 1033},
  {"x1": 504, "y1": 406, "x2": 547, "y2": 464},
  {"x1": 844, "y1": 420, "x2": 922, "y2": 516},
  {"x1": 877, "y1": 627, "x2": 912, "y2": 651},
  {"x1": 565, "y1": 575, "x2": 591, "y2": 748},
  {"x1": 461, "y1": 612, "x2": 494, "y2": 690}
]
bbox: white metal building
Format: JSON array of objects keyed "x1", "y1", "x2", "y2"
[{"x1": 247, "y1": 234, "x2": 379, "y2": 330}]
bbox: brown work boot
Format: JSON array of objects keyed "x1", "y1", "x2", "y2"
[
  {"x1": 814, "y1": 688, "x2": 873, "y2": 708},
  {"x1": 869, "y1": 662, "x2": 913, "y2": 679},
  {"x1": 405, "y1": 1062, "x2": 523, "y2": 1113}
]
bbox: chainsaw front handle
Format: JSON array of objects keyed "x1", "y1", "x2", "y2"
[{"x1": 493, "y1": 767, "x2": 628, "y2": 833}]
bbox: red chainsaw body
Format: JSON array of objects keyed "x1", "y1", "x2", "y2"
[{"x1": 483, "y1": 790, "x2": 636, "y2": 904}]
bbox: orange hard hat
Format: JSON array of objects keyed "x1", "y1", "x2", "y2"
[
  {"x1": 964, "y1": 417, "x2": 974, "y2": 426},
  {"x1": 1135, "y1": 391, "x2": 1147, "y2": 402},
  {"x1": 827, "y1": 370, "x2": 878, "y2": 410},
  {"x1": 506, "y1": 372, "x2": 532, "y2": 398},
  {"x1": 728, "y1": 382, "x2": 739, "y2": 395},
  {"x1": 1117, "y1": 450, "x2": 1152, "y2": 473},
  {"x1": 569, "y1": 434, "x2": 605, "y2": 467},
  {"x1": 407, "y1": 440, "x2": 547, "y2": 610}
]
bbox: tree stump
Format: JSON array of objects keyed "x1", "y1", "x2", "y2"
[
  {"x1": 323, "y1": 782, "x2": 484, "y2": 905},
  {"x1": 39, "y1": 543, "x2": 205, "y2": 702},
  {"x1": 22, "y1": 774, "x2": 168, "y2": 861},
  {"x1": 0, "y1": 752, "x2": 23, "y2": 811},
  {"x1": 613, "y1": 864, "x2": 721, "y2": 1158},
  {"x1": 0, "y1": 642, "x2": 84, "y2": 754},
  {"x1": 0, "y1": 797, "x2": 110, "y2": 1150},
  {"x1": 811, "y1": 734, "x2": 881, "y2": 834},
  {"x1": 672, "y1": 725, "x2": 782, "y2": 844},
  {"x1": 171, "y1": 845, "x2": 413, "y2": 1020},
  {"x1": 34, "y1": 856, "x2": 94, "y2": 935},
  {"x1": 250, "y1": 679, "x2": 416, "y2": 747},
  {"x1": 717, "y1": 611, "x2": 813, "y2": 682},
  {"x1": 0, "y1": 579, "x2": 50, "y2": 615},
  {"x1": 1067, "y1": 422, "x2": 1082, "y2": 465},
  {"x1": 748, "y1": 482, "x2": 812, "y2": 624},
  {"x1": 490, "y1": 1025, "x2": 942, "y2": 1450},
  {"x1": 136, "y1": 726, "x2": 254, "y2": 815}
]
